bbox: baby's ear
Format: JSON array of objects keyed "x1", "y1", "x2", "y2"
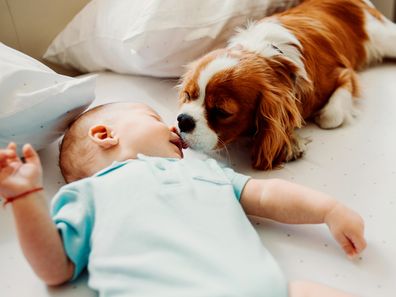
[{"x1": 88, "y1": 125, "x2": 119, "y2": 149}]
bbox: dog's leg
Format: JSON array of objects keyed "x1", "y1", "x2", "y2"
[
  {"x1": 315, "y1": 69, "x2": 359, "y2": 129},
  {"x1": 364, "y1": 10, "x2": 396, "y2": 62},
  {"x1": 285, "y1": 132, "x2": 308, "y2": 162},
  {"x1": 314, "y1": 88, "x2": 354, "y2": 129},
  {"x1": 380, "y1": 20, "x2": 396, "y2": 58}
]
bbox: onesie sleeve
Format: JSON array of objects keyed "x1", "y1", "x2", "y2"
[
  {"x1": 50, "y1": 182, "x2": 94, "y2": 281},
  {"x1": 221, "y1": 167, "x2": 251, "y2": 201}
]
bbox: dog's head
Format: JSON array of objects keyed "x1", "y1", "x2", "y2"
[{"x1": 177, "y1": 48, "x2": 304, "y2": 169}]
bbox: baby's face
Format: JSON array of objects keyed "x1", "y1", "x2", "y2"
[{"x1": 112, "y1": 103, "x2": 184, "y2": 159}]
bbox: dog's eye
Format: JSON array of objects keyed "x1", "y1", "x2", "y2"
[
  {"x1": 184, "y1": 91, "x2": 191, "y2": 100},
  {"x1": 212, "y1": 107, "x2": 232, "y2": 119}
]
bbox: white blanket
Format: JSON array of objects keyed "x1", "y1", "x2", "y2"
[{"x1": 1, "y1": 65, "x2": 396, "y2": 297}]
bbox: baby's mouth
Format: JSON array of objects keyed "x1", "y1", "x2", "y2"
[
  {"x1": 170, "y1": 134, "x2": 188, "y2": 158},
  {"x1": 180, "y1": 138, "x2": 189, "y2": 149}
]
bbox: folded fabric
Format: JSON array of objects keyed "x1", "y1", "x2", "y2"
[
  {"x1": 44, "y1": 0, "x2": 301, "y2": 77},
  {"x1": 0, "y1": 43, "x2": 96, "y2": 153}
]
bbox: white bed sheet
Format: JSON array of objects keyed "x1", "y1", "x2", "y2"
[{"x1": 1, "y1": 64, "x2": 396, "y2": 297}]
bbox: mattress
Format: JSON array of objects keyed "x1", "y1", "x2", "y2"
[{"x1": 1, "y1": 64, "x2": 396, "y2": 297}]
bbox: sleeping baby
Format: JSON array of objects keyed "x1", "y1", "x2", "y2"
[{"x1": 0, "y1": 102, "x2": 366, "y2": 297}]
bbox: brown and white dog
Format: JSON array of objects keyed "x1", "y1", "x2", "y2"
[{"x1": 177, "y1": 0, "x2": 396, "y2": 170}]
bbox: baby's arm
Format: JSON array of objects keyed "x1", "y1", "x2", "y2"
[
  {"x1": 289, "y1": 280, "x2": 359, "y2": 297},
  {"x1": 0, "y1": 143, "x2": 74, "y2": 285},
  {"x1": 240, "y1": 178, "x2": 366, "y2": 257}
]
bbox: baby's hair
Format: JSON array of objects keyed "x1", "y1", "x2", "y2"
[{"x1": 59, "y1": 103, "x2": 113, "y2": 183}]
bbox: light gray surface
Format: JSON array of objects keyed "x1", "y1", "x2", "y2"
[{"x1": 1, "y1": 64, "x2": 396, "y2": 297}]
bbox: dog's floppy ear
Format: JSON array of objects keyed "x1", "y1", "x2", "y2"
[{"x1": 251, "y1": 57, "x2": 304, "y2": 170}]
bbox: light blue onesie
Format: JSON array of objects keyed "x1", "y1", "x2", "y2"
[{"x1": 51, "y1": 154, "x2": 287, "y2": 297}]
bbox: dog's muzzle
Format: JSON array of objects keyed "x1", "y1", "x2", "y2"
[{"x1": 177, "y1": 113, "x2": 196, "y2": 133}]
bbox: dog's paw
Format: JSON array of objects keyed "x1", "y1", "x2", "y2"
[
  {"x1": 285, "y1": 135, "x2": 307, "y2": 162},
  {"x1": 314, "y1": 107, "x2": 344, "y2": 129},
  {"x1": 314, "y1": 87, "x2": 357, "y2": 129}
]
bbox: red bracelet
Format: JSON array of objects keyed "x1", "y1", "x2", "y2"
[{"x1": 2, "y1": 187, "x2": 44, "y2": 207}]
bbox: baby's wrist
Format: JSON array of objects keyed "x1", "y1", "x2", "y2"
[
  {"x1": 13, "y1": 181, "x2": 43, "y2": 196},
  {"x1": 323, "y1": 201, "x2": 342, "y2": 225},
  {"x1": 3, "y1": 186, "x2": 44, "y2": 207}
]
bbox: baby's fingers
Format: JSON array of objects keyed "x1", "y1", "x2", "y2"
[
  {"x1": 0, "y1": 149, "x2": 15, "y2": 158},
  {"x1": 334, "y1": 232, "x2": 358, "y2": 257},
  {"x1": 346, "y1": 232, "x2": 367, "y2": 255},
  {"x1": 6, "y1": 142, "x2": 22, "y2": 163},
  {"x1": 0, "y1": 149, "x2": 17, "y2": 167},
  {"x1": 22, "y1": 144, "x2": 41, "y2": 167}
]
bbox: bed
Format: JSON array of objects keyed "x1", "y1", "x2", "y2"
[
  {"x1": 1, "y1": 64, "x2": 396, "y2": 297},
  {"x1": 1, "y1": 1, "x2": 396, "y2": 297}
]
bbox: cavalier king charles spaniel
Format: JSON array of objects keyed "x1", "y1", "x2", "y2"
[{"x1": 177, "y1": 0, "x2": 396, "y2": 170}]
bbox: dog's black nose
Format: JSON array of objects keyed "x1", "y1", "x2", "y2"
[{"x1": 177, "y1": 113, "x2": 196, "y2": 133}]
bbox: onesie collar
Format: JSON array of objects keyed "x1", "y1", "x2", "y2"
[{"x1": 93, "y1": 154, "x2": 180, "y2": 177}]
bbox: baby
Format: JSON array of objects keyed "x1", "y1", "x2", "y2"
[{"x1": 0, "y1": 102, "x2": 366, "y2": 297}]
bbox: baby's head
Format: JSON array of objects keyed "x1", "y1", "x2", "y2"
[{"x1": 59, "y1": 102, "x2": 184, "y2": 183}]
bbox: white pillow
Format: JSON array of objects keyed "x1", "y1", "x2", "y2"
[
  {"x1": 0, "y1": 43, "x2": 96, "y2": 153},
  {"x1": 44, "y1": 0, "x2": 301, "y2": 77}
]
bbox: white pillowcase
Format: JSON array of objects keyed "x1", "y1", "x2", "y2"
[
  {"x1": 0, "y1": 43, "x2": 96, "y2": 153},
  {"x1": 44, "y1": 0, "x2": 301, "y2": 77}
]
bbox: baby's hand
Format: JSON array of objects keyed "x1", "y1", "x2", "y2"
[
  {"x1": 324, "y1": 202, "x2": 366, "y2": 258},
  {"x1": 0, "y1": 143, "x2": 43, "y2": 199}
]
